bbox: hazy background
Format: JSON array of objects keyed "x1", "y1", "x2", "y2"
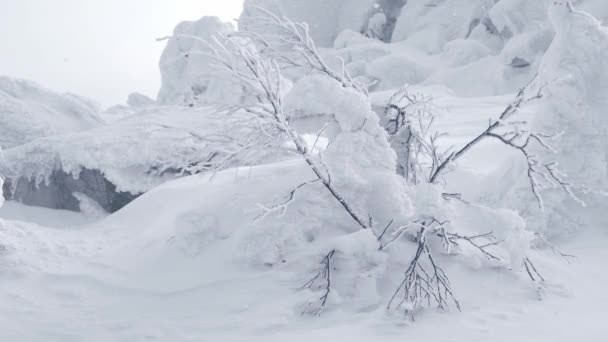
[{"x1": 0, "y1": 0, "x2": 244, "y2": 108}]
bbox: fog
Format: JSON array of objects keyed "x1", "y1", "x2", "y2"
[{"x1": 0, "y1": 0, "x2": 243, "y2": 107}]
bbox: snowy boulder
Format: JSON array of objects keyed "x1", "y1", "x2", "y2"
[
  {"x1": 442, "y1": 39, "x2": 493, "y2": 67},
  {"x1": 0, "y1": 77, "x2": 103, "y2": 149},
  {"x1": 367, "y1": 53, "x2": 431, "y2": 90},
  {"x1": 1, "y1": 106, "x2": 279, "y2": 213},
  {"x1": 127, "y1": 92, "x2": 155, "y2": 108},
  {"x1": 101, "y1": 92, "x2": 156, "y2": 123},
  {"x1": 157, "y1": 16, "x2": 236, "y2": 106},
  {"x1": 392, "y1": 0, "x2": 495, "y2": 52}
]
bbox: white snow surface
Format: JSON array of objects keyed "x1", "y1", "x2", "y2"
[
  {"x1": 0, "y1": 157, "x2": 606, "y2": 341},
  {"x1": 2, "y1": 1, "x2": 608, "y2": 341}
]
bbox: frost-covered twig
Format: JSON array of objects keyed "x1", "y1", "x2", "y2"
[
  {"x1": 255, "y1": 178, "x2": 320, "y2": 221},
  {"x1": 237, "y1": 6, "x2": 367, "y2": 94},
  {"x1": 388, "y1": 225, "x2": 461, "y2": 317},
  {"x1": 532, "y1": 232, "x2": 575, "y2": 262},
  {"x1": 301, "y1": 250, "x2": 336, "y2": 314},
  {"x1": 438, "y1": 230, "x2": 503, "y2": 261},
  {"x1": 428, "y1": 76, "x2": 582, "y2": 209},
  {"x1": 198, "y1": 34, "x2": 372, "y2": 231},
  {"x1": 523, "y1": 257, "x2": 545, "y2": 282},
  {"x1": 384, "y1": 87, "x2": 443, "y2": 183}
]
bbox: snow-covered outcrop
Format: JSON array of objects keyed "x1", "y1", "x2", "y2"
[
  {"x1": 127, "y1": 92, "x2": 155, "y2": 108},
  {"x1": 534, "y1": 4, "x2": 608, "y2": 192},
  {"x1": 1, "y1": 106, "x2": 279, "y2": 212},
  {"x1": 522, "y1": 4, "x2": 608, "y2": 233},
  {"x1": 101, "y1": 92, "x2": 156, "y2": 123},
  {"x1": 157, "y1": 16, "x2": 237, "y2": 106},
  {"x1": 0, "y1": 77, "x2": 103, "y2": 149}
]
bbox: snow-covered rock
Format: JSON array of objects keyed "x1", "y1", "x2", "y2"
[
  {"x1": 1, "y1": 106, "x2": 280, "y2": 212},
  {"x1": 157, "y1": 16, "x2": 236, "y2": 106},
  {"x1": 126, "y1": 92, "x2": 155, "y2": 108},
  {"x1": 0, "y1": 77, "x2": 103, "y2": 149},
  {"x1": 525, "y1": 3, "x2": 608, "y2": 232},
  {"x1": 392, "y1": 0, "x2": 496, "y2": 52}
]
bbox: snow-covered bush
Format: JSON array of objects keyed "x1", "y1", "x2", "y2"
[{"x1": 186, "y1": 10, "x2": 563, "y2": 318}]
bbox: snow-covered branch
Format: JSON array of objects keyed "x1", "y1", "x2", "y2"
[
  {"x1": 387, "y1": 224, "x2": 461, "y2": 317},
  {"x1": 199, "y1": 34, "x2": 372, "y2": 231},
  {"x1": 427, "y1": 77, "x2": 582, "y2": 209},
  {"x1": 384, "y1": 86, "x2": 446, "y2": 183},
  {"x1": 301, "y1": 250, "x2": 336, "y2": 315},
  {"x1": 235, "y1": 6, "x2": 367, "y2": 94}
]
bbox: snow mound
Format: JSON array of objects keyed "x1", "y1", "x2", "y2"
[{"x1": 0, "y1": 77, "x2": 103, "y2": 149}]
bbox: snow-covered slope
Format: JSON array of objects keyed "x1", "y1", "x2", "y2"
[
  {"x1": 0, "y1": 77, "x2": 103, "y2": 149},
  {"x1": 0, "y1": 159, "x2": 606, "y2": 341}
]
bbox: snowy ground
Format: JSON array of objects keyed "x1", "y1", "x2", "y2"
[{"x1": 1, "y1": 94, "x2": 606, "y2": 341}]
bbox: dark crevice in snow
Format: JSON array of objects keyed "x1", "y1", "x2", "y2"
[{"x1": 3, "y1": 169, "x2": 140, "y2": 213}]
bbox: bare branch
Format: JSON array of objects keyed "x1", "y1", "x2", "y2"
[
  {"x1": 302, "y1": 250, "x2": 336, "y2": 315},
  {"x1": 388, "y1": 225, "x2": 461, "y2": 318},
  {"x1": 523, "y1": 257, "x2": 545, "y2": 282},
  {"x1": 236, "y1": 6, "x2": 367, "y2": 94}
]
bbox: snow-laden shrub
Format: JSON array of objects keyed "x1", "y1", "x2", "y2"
[
  {"x1": 197, "y1": 11, "x2": 555, "y2": 317},
  {"x1": 285, "y1": 74, "x2": 413, "y2": 227},
  {"x1": 0, "y1": 77, "x2": 103, "y2": 149}
]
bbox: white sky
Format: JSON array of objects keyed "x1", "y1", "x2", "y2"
[{"x1": 0, "y1": 0, "x2": 244, "y2": 108}]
